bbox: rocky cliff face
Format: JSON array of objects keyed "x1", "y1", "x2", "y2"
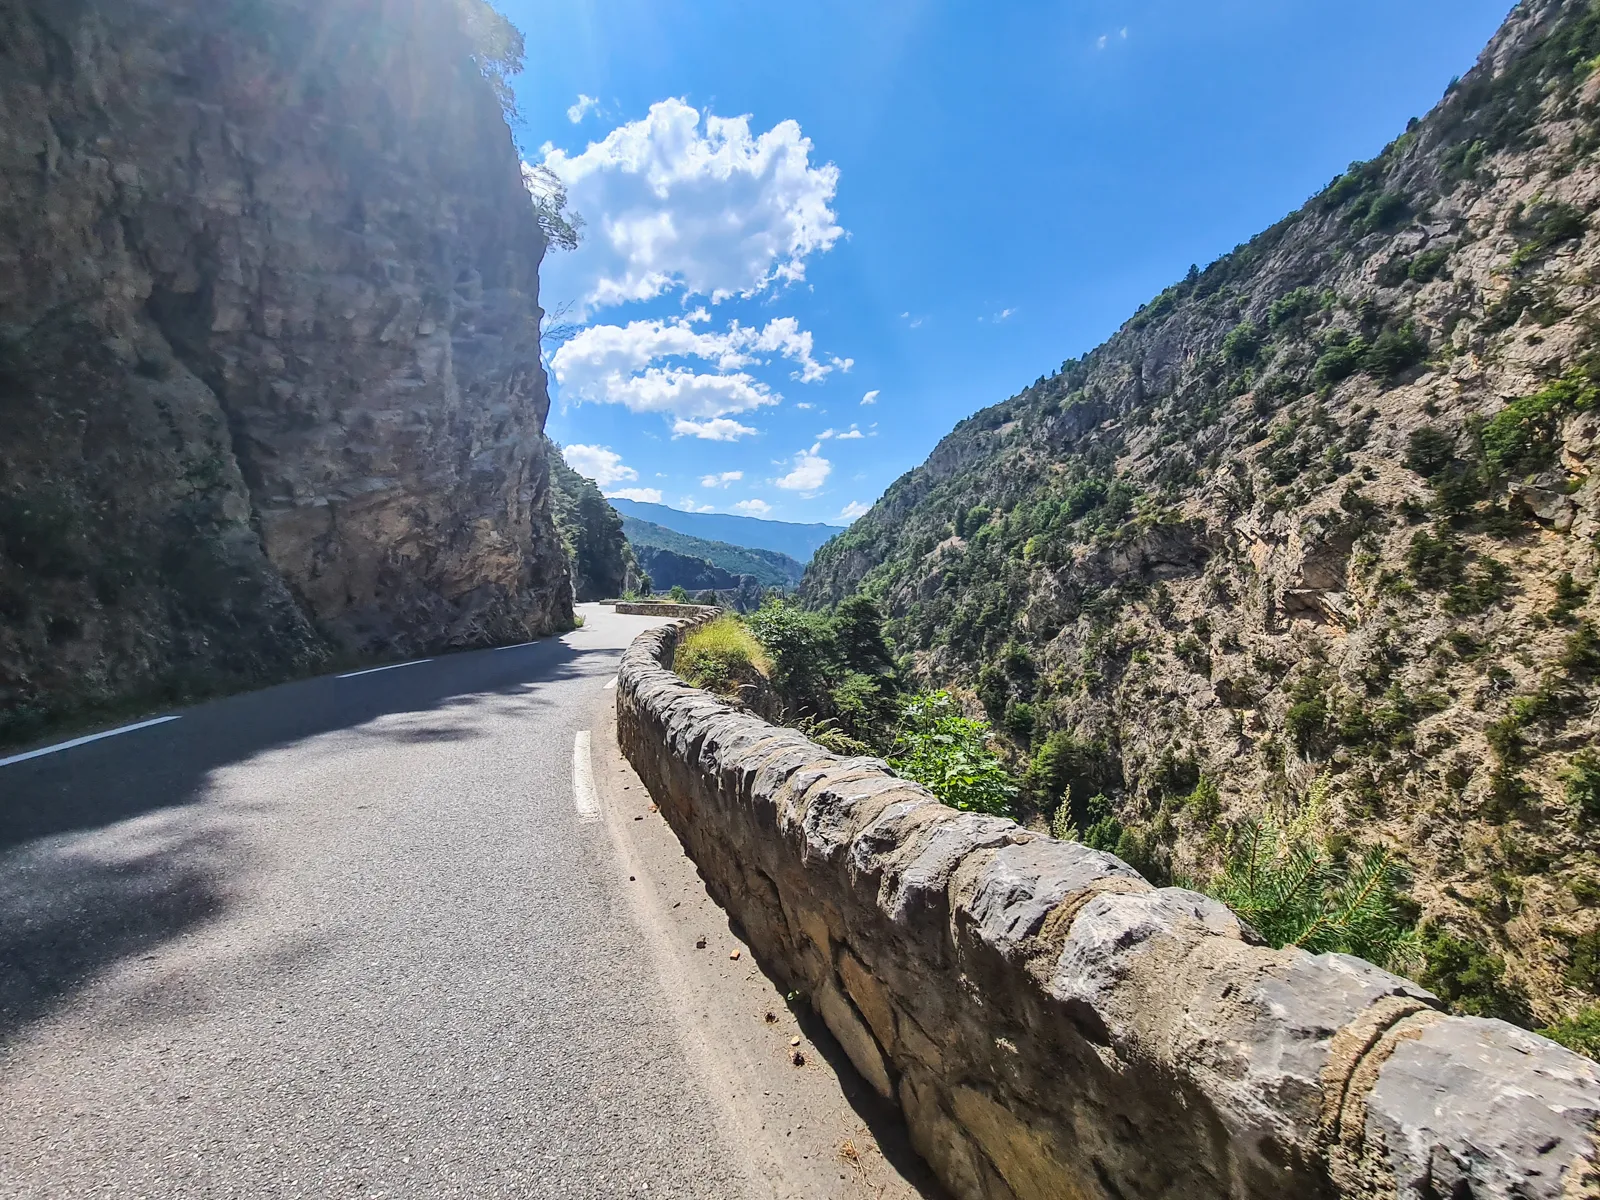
[
  {"x1": 805, "y1": 0, "x2": 1600, "y2": 1024},
  {"x1": 0, "y1": 0, "x2": 571, "y2": 741}
]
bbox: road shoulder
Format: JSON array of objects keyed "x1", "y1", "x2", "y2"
[{"x1": 584, "y1": 689, "x2": 942, "y2": 1200}]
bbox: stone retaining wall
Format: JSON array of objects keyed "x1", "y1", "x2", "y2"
[
  {"x1": 612, "y1": 602, "x2": 720, "y2": 617},
  {"x1": 616, "y1": 618, "x2": 1600, "y2": 1200}
]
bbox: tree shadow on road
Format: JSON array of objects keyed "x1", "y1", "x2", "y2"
[{"x1": 0, "y1": 631, "x2": 620, "y2": 1046}]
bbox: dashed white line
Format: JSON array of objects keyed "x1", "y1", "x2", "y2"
[
  {"x1": 337, "y1": 659, "x2": 431, "y2": 679},
  {"x1": 0, "y1": 715, "x2": 182, "y2": 768},
  {"x1": 605, "y1": 676, "x2": 618, "y2": 690},
  {"x1": 496, "y1": 641, "x2": 539, "y2": 652},
  {"x1": 573, "y1": 731, "x2": 600, "y2": 824}
]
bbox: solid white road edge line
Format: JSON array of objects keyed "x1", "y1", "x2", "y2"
[
  {"x1": 573, "y1": 731, "x2": 600, "y2": 824},
  {"x1": 0, "y1": 715, "x2": 183, "y2": 769},
  {"x1": 605, "y1": 676, "x2": 618, "y2": 690},
  {"x1": 495, "y1": 641, "x2": 540, "y2": 651},
  {"x1": 337, "y1": 659, "x2": 432, "y2": 679}
]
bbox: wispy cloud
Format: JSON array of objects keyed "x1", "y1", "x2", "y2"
[
  {"x1": 734, "y1": 498, "x2": 773, "y2": 517},
  {"x1": 605, "y1": 487, "x2": 663, "y2": 503},
  {"x1": 700, "y1": 471, "x2": 743, "y2": 488},
  {"x1": 860, "y1": 389, "x2": 879, "y2": 406},
  {"x1": 566, "y1": 94, "x2": 600, "y2": 123},
  {"x1": 839, "y1": 500, "x2": 869, "y2": 521},
  {"x1": 673, "y1": 417, "x2": 759, "y2": 441}
]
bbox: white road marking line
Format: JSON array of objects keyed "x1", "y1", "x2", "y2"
[
  {"x1": 0, "y1": 715, "x2": 182, "y2": 769},
  {"x1": 337, "y1": 659, "x2": 431, "y2": 679},
  {"x1": 605, "y1": 676, "x2": 618, "y2": 690},
  {"x1": 496, "y1": 640, "x2": 539, "y2": 651},
  {"x1": 573, "y1": 731, "x2": 600, "y2": 824}
]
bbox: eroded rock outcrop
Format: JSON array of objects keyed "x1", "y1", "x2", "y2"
[
  {"x1": 619, "y1": 618, "x2": 1600, "y2": 1200},
  {"x1": 0, "y1": 0, "x2": 570, "y2": 738}
]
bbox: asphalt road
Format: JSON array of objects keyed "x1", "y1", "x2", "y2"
[{"x1": 0, "y1": 605, "x2": 763, "y2": 1198}]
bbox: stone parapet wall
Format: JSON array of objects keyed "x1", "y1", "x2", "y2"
[
  {"x1": 612, "y1": 602, "x2": 721, "y2": 617},
  {"x1": 616, "y1": 619, "x2": 1600, "y2": 1200}
]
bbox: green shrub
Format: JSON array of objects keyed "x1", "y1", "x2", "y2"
[
  {"x1": 1419, "y1": 927, "x2": 1531, "y2": 1023},
  {"x1": 1285, "y1": 676, "x2": 1333, "y2": 756},
  {"x1": 1508, "y1": 199, "x2": 1587, "y2": 271},
  {"x1": 1405, "y1": 426, "x2": 1456, "y2": 478},
  {"x1": 1565, "y1": 749, "x2": 1600, "y2": 819},
  {"x1": 1482, "y1": 372, "x2": 1596, "y2": 476},
  {"x1": 1444, "y1": 557, "x2": 1510, "y2": 615},
  {"x1": 1363, "y1": 325, "x2": 1427, "y2": 380},
  {"x1": 1186, "y1": 775, "x2": 1222, "y2": 824},
  {"x1": 1407, "y1": 248, "x2": 1450, "y2": 282},
  {"x1": 1025, "y1": 729, "x2": 1121, "y2": 808},
  {"x1": 1351, "y1": 190, "x2": 1410, "y2": 235},
  {"x1": 1541, "y1": 1005, "x2": 1600, "y2": 1059},
  {"x1": 1202, "y1": 810, "x2": 1419, "y2": 972},
  {"x1": 1313, "y1": 335, "x2": 1369, "y2": 386},
  {"x1": 1566, "y1": 929, "x2": 1600, "y2": 994},
  {"x1": 1406, "y1": 527, "x2": 1467, "y2": 590},
  {"x1": 746, "y1": 598, "x2": 838, "y2": 715},
  {"x1": 1552, "y1": 571, "x2": 1587, "y2": 622},
  {"x1": 668, "y1": 584, "x2": 690, "y2": 602},
  {"x1": 1268, "y1": 287, "x2": 1319, "y2": 333},
  {"x1": 1561, "y1": 622, "x2": 1600, "y2": 680},
  {"x1": 889, "y1": 691, "x2": 1017, "y2": 816},
  {"x1": 674, "y1": 616, "x2": 771, "y2": 695},
  {"x1": 1222, "y1": 321, "x2": 1262, "y2": 366}
]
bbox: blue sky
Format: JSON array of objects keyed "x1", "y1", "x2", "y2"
[{"x1": 501, "y1": 0, "x2": 1511, "y2": 524}]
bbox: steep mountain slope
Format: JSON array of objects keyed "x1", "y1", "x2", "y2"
[
  {"x1": 547, "y1": 441, "x2": 638, "y2": 601},
  {"x1": 608, "y1": 498, "x2": 842, "y2": 562},
  {"x1": 0, "y1": 0, "x2": 570, "y2": 743},
  {"x1": 620, "y1": 517, "x2": 804, "y2": 588},
  {"x1": 804, "y1": 0, "x2": 1600, "y2": 1023}
]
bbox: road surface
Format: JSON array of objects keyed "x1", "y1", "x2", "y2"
[{"x1": 0, "y1": 605, "x2": 937, "y2": 1199}]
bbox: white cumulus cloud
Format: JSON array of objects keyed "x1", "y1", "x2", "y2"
[
  {"x1": 674, "y1": 417, "x2": 758, "y2": 441},
  {"x1": 541, "y1": 98, "x2": 843, "y2": 315},
  {"x1": 677, "y1": 497, "x2": 716, "y2": 513},
  {"x1": 816, "y1": 424, "x2": 864, "y2": 441},
  {"x1": 550, "y1": 313, "x2": 841, "y2": 425},
  {"x1": 700, "y1": 471, "x2": 744, "y2": 488},
  {"x1": 839, "y1": 500, "x2": 870, "y2": 521},
  {"x1": 733, "y1": 499, "x2": 773, "y2": 516},
  {"x1": 605, "y1": 487, "x2": 663, "y2": 503},
  {"x1": 562, "y1": 443, "x2": 637, "y2": 487},
  {"x1": 567, "y1": 94, "x2": 600, "y2": 123},
  {"x1": 860, "y1": 389, "x2": 879, "y2": 406},
  {"x1": 775, "y1": 443, "x2": 831, "y2": 495}
]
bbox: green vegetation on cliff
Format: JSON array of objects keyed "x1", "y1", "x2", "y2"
[
  {"x1": 798, "y1": 0, "x2": 1600, "y2": 1036},
  {"x1": 547, "y1": 441, "x2": 636, "y2": 602}
]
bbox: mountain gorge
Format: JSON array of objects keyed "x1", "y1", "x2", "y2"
[
  {"x1": 804, "y1": 0, "x2": 1600, "y2": 1024},
  {"x1": 0, "y1": 0, "x2": 572, "y2": 742}
]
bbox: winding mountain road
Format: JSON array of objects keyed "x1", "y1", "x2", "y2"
[{"x1": 0, "y1": 606, "x2": 936, "y2": 1199}]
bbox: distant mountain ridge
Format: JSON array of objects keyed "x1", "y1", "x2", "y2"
[
  {"x1": 607, "y1": 498, "x2": 844, "y2": 562},
  {"x1": 619, "y1": 516, "x2": 804, "y2": 589}
]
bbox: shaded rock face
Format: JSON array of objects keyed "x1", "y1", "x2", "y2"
[{"x1": 0, "y1": 0, "x2": 571, "y2": 736}]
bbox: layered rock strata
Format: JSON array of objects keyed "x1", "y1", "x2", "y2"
[
  {"x1": 0, "y1": 0, "x2": 570, "y2": 738},
  {"x1": 618, "y1": 617, "x2": 1600, "y2": 1200}
]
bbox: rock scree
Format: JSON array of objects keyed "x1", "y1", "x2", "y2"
[
  {"x1": 0, "y1": 0, "x2": 572, "y2": 739},
  {"x1": 617, "y1": 616, "x2": 1600, "y2": 1200}
]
